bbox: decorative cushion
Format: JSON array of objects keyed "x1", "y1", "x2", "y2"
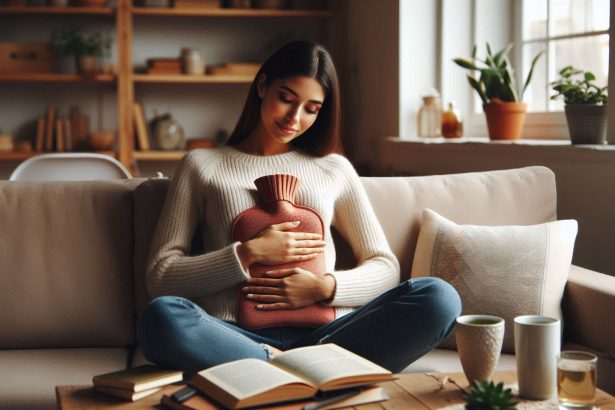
[{"x1": 411, "y1": 209, "x2": 578, "y2": 352}]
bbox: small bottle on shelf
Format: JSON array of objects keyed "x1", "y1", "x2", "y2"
[
  {"x1": 441, "y1": 101, "x2": 463, "y2": 138},
  {"x1": 418, "y1": 91, "x2": 442, "y2": 138}
]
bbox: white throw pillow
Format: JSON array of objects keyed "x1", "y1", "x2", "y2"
[{"x1": 411, "y1": 209, "x2": 578, "y2": 352}]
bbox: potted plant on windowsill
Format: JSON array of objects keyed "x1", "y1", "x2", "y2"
[
  {"x1": 453, "y1": 44, "x2": 543, "y2": 140},
  {"x1": 550, "y1": 66, "x2": 608, "y2": 145}
]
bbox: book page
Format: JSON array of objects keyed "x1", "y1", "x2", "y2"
[
  {"x1": 271, "y1": 344, "x2": 391, "y2": 388},
  {"x1": 199, "y1": 358, "x2": 313, "y2": 400}
]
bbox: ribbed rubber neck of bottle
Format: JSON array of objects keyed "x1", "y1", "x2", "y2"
[{"x1": 254, "y1": 174, "x2": 299, "y2": 204}]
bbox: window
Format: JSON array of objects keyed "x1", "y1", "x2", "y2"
[{"x1": 516, "y1": 0, "x2": 610, "y2": 113}]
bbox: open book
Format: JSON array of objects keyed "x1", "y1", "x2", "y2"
[{"x1": 188, "y1": 344, "x2": 394, "y2": 409}]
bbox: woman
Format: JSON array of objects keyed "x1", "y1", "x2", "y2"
[{"x1": 138, "y1": 41, "x2": 461, "y2": 375}]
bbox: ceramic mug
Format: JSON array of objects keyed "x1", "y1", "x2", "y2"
[
  {"x1": 514, "y1": 315, "x2": 561, "y2": 399},
  {"x1": 455, "y1": 315, "x2": 505, "y2": 383}
]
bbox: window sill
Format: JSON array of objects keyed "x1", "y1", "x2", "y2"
[{"x1": 389, "y1": 136, "x2": 615, "y2": 151}]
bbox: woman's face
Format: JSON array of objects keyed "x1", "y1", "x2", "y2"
[{"x1": 257, "y1": 75, "x2": 325, "y2": 146}]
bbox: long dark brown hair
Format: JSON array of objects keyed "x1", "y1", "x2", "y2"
[{"x1": 226, "y1": 41, "x2": 341, "y2": 157}]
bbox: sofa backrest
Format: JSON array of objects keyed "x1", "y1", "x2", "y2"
[
  {"x1": 0, "y1": 180, "x2": 140, "y2": 349},
  {"x1": 133, "y1": 166, "x2": 557, "y2": 312},
  {"x1": 360, "y1": 166, "x2": 557, "y2": 279}
]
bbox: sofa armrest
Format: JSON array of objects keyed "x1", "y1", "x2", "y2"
[{"x1": 563, "y1": 265, "x2": 615, "y2": 358}]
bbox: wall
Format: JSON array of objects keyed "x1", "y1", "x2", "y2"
[
  {"x1": 377, "y1": 138, "x2": 615, "y2": 277},
  {"x1": 344, "y1": 0, "x2": 399, "y2": 169}
]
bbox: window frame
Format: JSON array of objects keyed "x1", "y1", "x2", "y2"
[{"x1": 512, "y1": 0, "x2": 610, "y2": 140}]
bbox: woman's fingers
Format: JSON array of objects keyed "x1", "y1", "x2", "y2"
[
  {"x1": 246, "y1": 294, "x2": 286, "y2": 303},
  {"x1": 268, "y1": 221, "x2": 301, "y2": 231},
  {"x1": 293, "y1": 239, "x2": 326, "y2": 248},
  {"x1": 243, "y1": 285, "x2": 283, "y2": 295},
  {"x1": 291, "y1": 247, "x2": 324, "y2": 255}
]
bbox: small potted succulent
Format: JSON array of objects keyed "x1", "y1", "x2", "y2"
[
  {"x1": 550, "y1": 66, "x2": 608, "y2": 144},
  {"x1": 453, "y1": 43, "x2": 543, "y2": 140},
  {"x1": 76, "y1": 32, "x2": 104, "y2": 74},
  {"x1": 462, "y1": 380, "x2": 518, "y2": 410}
]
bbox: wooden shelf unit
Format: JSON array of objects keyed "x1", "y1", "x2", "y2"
[
  {"x1": 0, "y1": 151, "x2": 117, "y2": 161},
  {"x1": 0, "y1": 0, "x2": 341, "y2": 175},
  {"x1": 130, "y1": 7, "x2": 332, "y2": 18},
  {"x1": 132, "y1": 150, "x2": 187, "y2": 161},
  {"x1": 0, "y1": 73, "x2": 115, "y2": 82},
  {"x1": 133, "y1": 74, "x2": 253, "y2": 84},
  {"x1": 0, "y1": 6, "x2": 114, "y2": 15}
]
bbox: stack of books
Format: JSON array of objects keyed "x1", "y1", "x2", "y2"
[
  {"x1": 93, "y1": 365, "x2": 183, "y2": 401},
  {"x1": 147, "y1": 58, "x2": 183, "y2": 75},
  {"x1": 161, "y1": 344, "x2": 391, "y2": 409}
]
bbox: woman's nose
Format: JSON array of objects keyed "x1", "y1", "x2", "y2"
[{"x1": 286, "y1": 106, "x2": 300, "y2": 124}]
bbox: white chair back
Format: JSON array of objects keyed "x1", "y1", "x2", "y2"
[{"x1": 9, "y1": 153, "x2": 131, "y2": 181}]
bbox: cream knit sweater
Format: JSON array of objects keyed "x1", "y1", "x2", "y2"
[{"x1": 146, "y1": 146, "x2": 400, "y2": 322}]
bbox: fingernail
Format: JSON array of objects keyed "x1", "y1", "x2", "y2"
[
  {"x1": 292, "y1": 221, "x2": 300, "y2": 225},
  {"x1": 256, "y1": 304, "x2": 263, "y2": 309},
  {"x1": 247, "y1": 294, "x2": 253, "y2": 298}
]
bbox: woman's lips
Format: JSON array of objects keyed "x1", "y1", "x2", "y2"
[{"x1": 276, "y1": 121, "x2": 298, "y2": 136}]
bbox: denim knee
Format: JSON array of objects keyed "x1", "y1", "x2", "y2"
[
  {"x1": 137, "y1": 296, "x2": 188, "y2": 347},
  {"x1": 413, "y1": 277, "x2": 461, "y2": 329}
]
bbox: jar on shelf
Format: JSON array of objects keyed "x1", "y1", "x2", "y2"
[
  {"x1": 181, "y1": 48, "x2": 205, "y2": 75},
  {"x1": 441, "y1": 101, "x2": 463, "y2": 138},
  {"x1": 418, "y1": 93, "x2": 442, "y2": 138}
]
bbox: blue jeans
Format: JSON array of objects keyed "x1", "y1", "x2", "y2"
[{"x1": 137, "y1": 278, "x2": 461, "y2": 375}]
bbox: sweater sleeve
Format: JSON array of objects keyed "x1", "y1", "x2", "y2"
[
  {"x1": 146, "y1": 152, "x2": 249, "y2": 299},
  {"x1": 324, "y1": 155, "x2": 400, "y2": 307}
]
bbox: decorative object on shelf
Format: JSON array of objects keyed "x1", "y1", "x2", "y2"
[
  {"x1": 418, "y1": 89, "x2": 442, "y2": 138},
  {"x1": 0, "y1": 133, "x2": 14, "y2": 152},
  {"x1": 181, "y1": 48, "x2": 205, "y2": 75},
  {"x1": 453, "y1": 43, "x2": 543, "y2": 140},
  {"x1": 206, "y1": 62, "x2": 260, "y2": 77},
  {"x1": 186, "y1": 137, "x2": 214, "y2": 150},
  {"x1": 132, "y1": 102, "x2": 151, "y2": 151},
  {"x1": 441, "y1": 101, "x2": 463, "y2": 138},
  {"x1": 75, "y1": 32, "x2": 105, "y2": 75},
  {"x1": 462, "y1": 380, "x2": 518, "y2": 410},
  {"x1": 550, "y1": 66, "x2": 608, "y2": 145},
  {"x1": 13, "y1": 140, "x2": 32, "y2": 153},
  {"x1": 51, "y1": 26, "x2": 80, "y2": 74},
  {"x1": 150, "y1": 112, "x2": 185, "y2": 150},
  {"x1": 88, "y1": 131, "x2": 116, "y2": 150},
  {"x1": 0, "y1": 42, "x2": 53, "y2": 74},
  {"x1": 146, "y1": 57, "x2": 182, "y2": 74}
]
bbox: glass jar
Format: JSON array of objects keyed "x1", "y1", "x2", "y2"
[
  {"x1": 418, "y1": 94, "x2": 442, "y2": 137},
  {"x1": 441, "y1": 101, "x2": 463, "y2": 138}
]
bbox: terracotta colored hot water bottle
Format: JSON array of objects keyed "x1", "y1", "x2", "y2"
[{"x1": 232, "y1": 174, "x2": 335, "y2": 329}]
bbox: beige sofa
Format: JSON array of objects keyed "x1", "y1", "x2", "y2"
[{"x1": 1, "y1": 166, "x2": 613, "y2": 409}]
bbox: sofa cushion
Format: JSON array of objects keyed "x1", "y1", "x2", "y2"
[
  {"x1": 0, "y1": 348, "x2": 128, "y2": 410},
  {"x1": 411, "y1": 209, "x2": 577, "y2": 352},
  {"x1": 0, "y1": 180, "x2": 141, "y2": 348},
  {"x1": 360, "y1": 166, "x2": 557, "y2": 280}
]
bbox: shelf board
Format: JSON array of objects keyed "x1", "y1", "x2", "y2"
[
  {"x1": 0, "y1": 151, "x2": 117, "y2": 161},
  {"x1": 133, "y1": 74, "x2": 253, "y2": 84},
  {"x1": 133, "y1": 151, "x2": 187, "y2": 161},
  {"x1": 0, "y1": 73, "x2": 115, "y2": 83},
  {"x1": 0, "y1": 6, "x2": 114, "y2": 15},
  {"x1": 131, "y1": 7, "x2": 332, "y2": 18}
]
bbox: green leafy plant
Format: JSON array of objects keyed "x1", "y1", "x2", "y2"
[
  {"x1": 51, "y1": 26, "x2": 81, "y2": 57},
  {"x1": 550, "y1": 66, "x2": 608, "y2": 105},
  {"x1": 77, "y1": 32, "x2": 104, "y2": 57},
  {"x1": 462, "y1": 380, "x2": 518, "y2": 410},
  {"x1": 453, "y1": 43, "x2": 543, "y2": 104}
]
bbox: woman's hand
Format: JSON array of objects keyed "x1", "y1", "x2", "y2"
[
  {"x1": 242, "y1": 268, "x2": 336, "y2": 310},
  {"x1": 237, "y1": 221, "x2": 326, "y2": 268}
]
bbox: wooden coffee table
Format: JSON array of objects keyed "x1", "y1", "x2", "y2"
[{"x1": 57, "y1": 371, "x2": 615, "y2": 409}]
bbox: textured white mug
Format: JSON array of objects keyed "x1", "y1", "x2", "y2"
[
  {"x1": 455, "y1": 315, "x2": 505, "y2": 383},
  {"x1": 514, "y1": 315, "x2": 561, "y2": 399}
]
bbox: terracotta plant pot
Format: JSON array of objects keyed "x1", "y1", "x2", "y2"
[
  {"x1": 483, "y1": 100, "x2": 527, "y2": 140},
  {"x1": 564, "y1": 104, "x2": 607, "y2": 145},
  {"x1": 78, "y1": 55, "x2": 97, "y2": 74}
]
